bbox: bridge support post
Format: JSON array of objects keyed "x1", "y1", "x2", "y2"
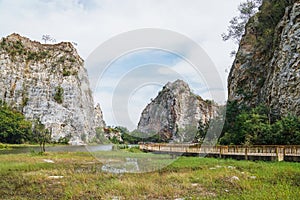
[
  {"x1": 219, "y1": 146, "x2": 223, "y2": 158},
  {"x1": 245, "y1": 147, "x2": 248, "y2": 160},
  {"x1": 276, "y1": 146, "x2": 284, "y2": 161}
]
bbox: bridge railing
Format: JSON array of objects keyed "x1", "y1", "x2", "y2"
[
  {"x1": 284, "y1": 146, "x2": 300, "y2": 155},
  {"x1": 139, "y1": 143, "x2": 300, "y2": 159}
]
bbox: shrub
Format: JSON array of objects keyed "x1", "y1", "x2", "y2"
[
  {"x1": 58, "y1": 56, "x2": 66, "y2": 63},
  {"x1": 26, "y1": 51, "x2": 38, "y2": 61},
  {"x1": 62, "y1": 68, "x2": 71, "y2": 76},
  {"x1": 54, "y1": 86, "x2": 64, "y2": 104},
  {"x1": 0, "y1": 100, "x2": 33, "y2": 144},
  {"x1": 57, "y1": 135, "x2": 71, "y2": 144}
]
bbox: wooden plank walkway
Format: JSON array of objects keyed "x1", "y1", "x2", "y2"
[{"x1": 139, "y1": 143, "x2": 300, "y2": 162}]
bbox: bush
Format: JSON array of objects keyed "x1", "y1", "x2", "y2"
[
  {"x1": 0, "y1": 100, "x2": 33, "y2": 144},
  {"x1": 57, "y1": 135, "x2": 71, "y2": 144},
  {"x1": 26, "y1": 52, "x2": 38, "y2": 61},
  {"x1": 62, "y1": 69, "x2": 71, "y2": 76},
  {"x1": 126, "y1": 146, "x2": 142, "y2": 153},
  {"x1": 54, "y1": 86, "x2": 64, "y2": 104},
  {"x1": 58, "y1": 56, "x2": 66, "y2": 63}
]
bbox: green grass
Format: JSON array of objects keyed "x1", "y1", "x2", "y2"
[
  {"x1": 0, "y1": 143, "x2": 65, "y2": 149},
  {"x1": 0, "y1": 151, "x2": 299, "y2": 199}
]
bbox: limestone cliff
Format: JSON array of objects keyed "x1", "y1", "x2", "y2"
[
  {"x1": 0, "y1": 33, "x2": 105, "y2": 144},
  {"x1": 228, "y1": 1, "x2": 300, "y2": 117},
  {"x1": 137, "y1": 80, "x2": 217, "y2": 142}
]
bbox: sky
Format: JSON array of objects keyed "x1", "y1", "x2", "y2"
[{"x1": 0, "y1": 0, "x2": 244, "y2": 130}]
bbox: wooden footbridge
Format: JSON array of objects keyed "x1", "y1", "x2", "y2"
[{"x1": 139, "y1": 143, "x2": 300, "y2": 162}]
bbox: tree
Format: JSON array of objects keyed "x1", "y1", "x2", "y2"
[
  {"x1": 222, "y1": 0, "x2": 262, "y2": 43},
  {"x1": 270, "y1": 115, "x2": 300, "y2": 145},
  {"x1": 42, "y1": 35, "x2": 56, "y2": 44},
  {"x1": 115, "y1": 126, "x2": 129, "y2": 135},
  {"x1": 219, "y1": 102, "x2": 300, "y2": 145},
  {"x1": 32, "y1": 120, "x2": 51, "y2": 153},
  {"x1": 0, "y1": 100, "x2": 32, "y2": 144}
]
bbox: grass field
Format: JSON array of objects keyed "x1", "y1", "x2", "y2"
[{"x1": 0, "y1": 149, "x2": 299, "y2": 199}]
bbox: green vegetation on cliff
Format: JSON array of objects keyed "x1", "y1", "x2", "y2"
[
  {"x1": 254, "y1": 0, "x2": 294, "y2": 55},
  {"x1": 53, "y1": 86, "x2": 64, "y2": 104}
]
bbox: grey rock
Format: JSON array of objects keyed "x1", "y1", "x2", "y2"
[
  {"x1": 137, "y1": 79, "x2": 217, "y2": 142},
  {"x1": 0, "y1": 33, "x2": 105, "y2": 144},
  {"x1": 228, "y1": 2, "x2": 300, "y2": 116},
  {"x1": 230, "y1": 176, "x2": 240, "y2": 182}
]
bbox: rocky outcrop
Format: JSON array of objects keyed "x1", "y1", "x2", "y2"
[
  {"x1": 137, "y1": 80, "x2": 217, "y2": 142},
  {"x1": 228, "y1": 1, "x2": 300, "y2": 116},
  {"x1": 0, "y1": 33, "x2": 105, "y2": 143},
  {"x1": 103, "y1": 128, "x2": 123, "y2": 143},
  {"x1": 94, "y1": 103, "x2": 106, "y2": 128}
]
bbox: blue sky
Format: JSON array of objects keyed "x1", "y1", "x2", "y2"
[
  {"x1": 0, "y1": 0, "x2": 244, "y2": 130},
  {"x1": 93, "y1": 49, "x2": 209, "y2": 129}
]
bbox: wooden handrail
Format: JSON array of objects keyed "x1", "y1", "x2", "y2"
[{"x1": 139, "y1": 143, "x2": 300, "y2": 161}]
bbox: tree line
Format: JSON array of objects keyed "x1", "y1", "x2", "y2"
[
  {"x1": 0, "y1": 100, "x2": 51, "y2": 152},
  {"x1": 220, "y1": 102, "x2": 300, "y2": 145}
]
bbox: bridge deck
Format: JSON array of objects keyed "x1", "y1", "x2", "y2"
[{"x1": 139, "y1": 144, "x2": 300, "y2": 161}]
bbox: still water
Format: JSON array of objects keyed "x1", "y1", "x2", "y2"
[
  {"x1": 0, "y1": 144, "x2": 113, "y2": 154},
  {"x1": 0, "y1": 144, "x2": 171, "y2": 173}
]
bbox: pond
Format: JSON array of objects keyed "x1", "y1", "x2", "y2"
[
  {"x1": 0, "y1": 144, "x2": 175, "y2": 173},
  {"x1": 0, "y1": 144, "x2": 113, "y2": 154}
]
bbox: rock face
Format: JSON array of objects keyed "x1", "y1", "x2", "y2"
[
  {"x1": 137, "y1": 80, "x2": 217, "y2": 142},
  {"x1": 94, "y1": 103, "x2": 106, "y2": 129},
  {"x1": 0, "y1": 33, "x2": 105, "y2": 143},
  {"x1": 228, "y1": 1, "x2": 300, "y2": 116}
]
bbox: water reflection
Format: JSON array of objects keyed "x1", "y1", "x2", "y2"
[
  {"x1": 1, "y1": 144, "x2": 177, "y2": 173},
  {"x1": 0, "y1": 144, "x2": 113, "y2": 154},
  {"x1": 101, "y1": 158, "x2": 140, "y2": 173}
]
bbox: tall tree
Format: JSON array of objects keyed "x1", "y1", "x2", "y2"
[{"x1": 32, "y1": 120, "x2": 51, "y2": 152}]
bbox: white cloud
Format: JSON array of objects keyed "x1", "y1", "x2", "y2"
[{"x1": 0, "y1": 0, "x2": 243, "y2": 129}]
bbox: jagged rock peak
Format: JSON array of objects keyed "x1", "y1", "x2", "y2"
[
  {"x1": 0, "y1": 33, "x2": 105, "y2": 144},
  {"x1": 165, "y1": 79, "x2": 190, "y2": 92},
  {"x1": 137, "y1": 79, "x2": 217, "y2": 142},
  {"x1": 94, "y1": 103, "x2": 106, "y2": 128}
]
